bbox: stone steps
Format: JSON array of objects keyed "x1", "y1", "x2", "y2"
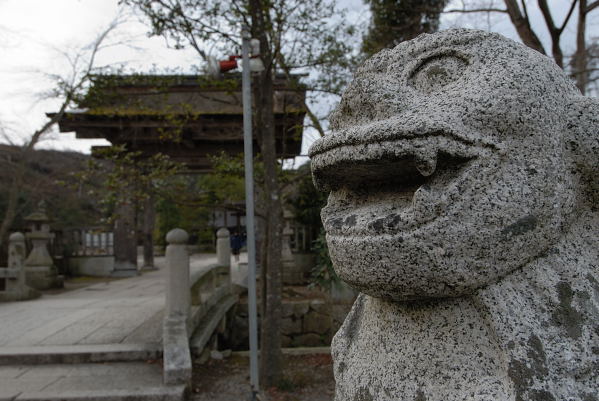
[
  {"x1": 0, "y1": 361, "x2": 186, "y2": 401},
  {"x1": 3, "y1": 386, "x2": 186, "y2": 401},
  {"x1": 0, "y1": 344, "x2": 162, "y2": 365}
]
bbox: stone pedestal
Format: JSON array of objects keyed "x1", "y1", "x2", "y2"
[
  {"x1": 23, "y1": 201, "x2": 63, "y2": 290},
  {"x1": 24, "y1": 234, "x2": 62, "y2": 290}
]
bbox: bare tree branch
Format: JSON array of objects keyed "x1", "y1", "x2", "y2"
[
  {"x1": 0, "y1": 19, "x2": 122, "y2": 246},
  {"x1": 537, "y1": 0, "x2": 558, "y2": 33},
  {"x1": 587, "y1": 0, "x2": 599, "y2": 12},
  {"x1": 574, "y1": 0, "x2": 589, "y2": 93},
  {"x1": 276, "y1": 54, "x2": 327, "y2": 137},
  {"x1": 443, "y1": 7, "x2": 507, "y2": 13},
  {"x1": 503, "y1": 0, "x2": 547, "y2": 55},
  {"x1": 537, "y1": 0, "x2": 568, "y2": 66},
  {"x1": 520, "y1": 0, "x2": 531, "y2": 23},
  {"x1": 558, "y1": 0, "x2": 578, "y2": 34}
]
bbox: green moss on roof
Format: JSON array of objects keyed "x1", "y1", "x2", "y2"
[
  {"x1": 24, "y1": 211, "x2": 49, "y2": 222},
  {"x1": 90, "y1": 74, "x2": 241, "y2": 89},
  {"x1": 66, "y1": 107, "x2": 306, "y2": 118},
  {"x1": 80, "y1": 73, "x2": 306, "y2": 109},
  {"x1": 80, "y1": 74, "x2": 241, "y2": 109}
]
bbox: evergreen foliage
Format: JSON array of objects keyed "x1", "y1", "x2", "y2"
[
  {"x1": 288, "y1": 162, "x2": 327, "y2": 230},
  {"x1": 119, "y1": 0, "x2": 357, "y2": 99},
  {"x1": 310, "y1": 229, "x2": 339, "y2": 291},
  {"x1": 0, "y1": 146, "x2": 101, "y2": 231},
  {"x1": 362, "y1": 0, "x2": 447, "y2": 57}
]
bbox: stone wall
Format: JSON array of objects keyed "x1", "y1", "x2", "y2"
[
  {"x1": 282, "y1": 253, "x2": 316, "y2": 285},
  {"x1": 231, "y1": 294, "x2": 354, "y2": 349},
  {"x1": 68, "y1": 256, "x2": 114, "y2": 277}
]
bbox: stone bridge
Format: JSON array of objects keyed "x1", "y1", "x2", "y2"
[{"x1": 0, "y1": 228, "x2": 238, "y2": 400}]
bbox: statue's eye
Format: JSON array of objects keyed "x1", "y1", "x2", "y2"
[{"x1": 408, "y1": 54, "x2": 469, "y2": 94}]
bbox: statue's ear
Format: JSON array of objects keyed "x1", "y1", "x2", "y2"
[{"x1": 565, "y1": 97, "x2": 599, "y2": 179}]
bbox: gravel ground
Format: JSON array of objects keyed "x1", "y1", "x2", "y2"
[{"x1": 190, "y1": 353, "x2": 335, "y2": 401}]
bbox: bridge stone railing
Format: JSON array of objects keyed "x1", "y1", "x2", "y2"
[
  {"x1": 162, "y1": 227, "x2": 236, "y2": 387},
  {"x1": 67, "y1": 227, "x2": 114, "y2": 256}
]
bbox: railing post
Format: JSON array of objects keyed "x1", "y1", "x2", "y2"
[
  {"x1": 216, "y1": 227, "x2": 231, "y2": 268},
  {"x1": 163, "y1": 228, "x2": 192, "y2": 386},
  {"x1": 165, "y1": 228, "x2": 190, "y2": 319}
]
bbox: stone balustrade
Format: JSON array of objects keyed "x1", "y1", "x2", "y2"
[
  {"x1": 162, "y1": 227, "x2": 236, "y2": 387},
  {"x1": 68, "y1": 228, "x2": 114, "y2": 256},
  {"x1": 188, "y1": 263, "x2": 230, "y2": 332}
]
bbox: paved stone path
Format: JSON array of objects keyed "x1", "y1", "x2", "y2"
[
  {"x1": 0, "y1": 254, "x2": 217, "y2": 348},
  {"x1": 0, "y1": 253, "x2": 220, "y2": 400}
]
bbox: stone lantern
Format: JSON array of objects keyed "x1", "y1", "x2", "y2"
[
  {"x1": 24, "y1": 201, "x2": 63, "y2": 290},
  {"x1": 281, "y1": 209, "x2": 299, "y2": 284}
]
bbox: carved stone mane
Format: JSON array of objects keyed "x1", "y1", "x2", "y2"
[{"x1": 310, "y1": 29, "x2": 598, "y2": 401}]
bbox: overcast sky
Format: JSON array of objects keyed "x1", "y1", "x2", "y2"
[{"x1": 0, "y1": 0, "x2": 595, "y2": 156}]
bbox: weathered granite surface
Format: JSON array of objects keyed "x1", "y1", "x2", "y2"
[
  {"x1": 309, "y1": 29, "x2": 599, "y2": 401},
  {"x1": 0, "y1": 232, "x2": 39, "y2": 302}
]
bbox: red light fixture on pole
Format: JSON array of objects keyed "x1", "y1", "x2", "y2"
[
  {"x1": 219, "y1": 55, "x2": 240, "y2": 73},
  {"x1": 207, "y1": 43, "x2": 264, "y2": 77}
]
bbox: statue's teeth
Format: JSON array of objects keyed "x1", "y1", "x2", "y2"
[{"x1": 415, "y1": 151, "x2": 437, "y2": 177}]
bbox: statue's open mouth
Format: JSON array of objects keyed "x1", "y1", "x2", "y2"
[{"x1": 310, "y1": 128, "x2": 499, "y2": 235}]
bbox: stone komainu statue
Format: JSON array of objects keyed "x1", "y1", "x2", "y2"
[{"x1": 310, "y1": 29, "x2": 598, "y2": 401}]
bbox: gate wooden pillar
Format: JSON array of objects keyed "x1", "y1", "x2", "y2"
[{"x1": 113, "y1": 196, "x2": 138, "y2": 277}]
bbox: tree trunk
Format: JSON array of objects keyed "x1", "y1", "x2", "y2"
[
  {"x1": 503, "y1": 0, "x2": 546, "y2": 55},
  {"x1": 113, "y1": 195, "x2": 138, "y2": 276},
  {"x1": 250, "y1": 0, "x2": 284, "y2": 388},
  {"x1": 537, "y1": 0, "x2": 565, "y2": 68},
  {"x1": 142, "y1": 194, "x2": 155, "y2": 269},
  {"x1": 0, "y1": 163, "x2": 25, "y2": 248},
  {"x1": 575, "y1": 0, "x2": 588, "y2": 94},
  {"x1": 258, "y1": 215, "x2": 267, "y2": 317}
]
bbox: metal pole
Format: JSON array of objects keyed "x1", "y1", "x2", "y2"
[{"x1": 241, "y1": 25, "x2": 260, "y2": 398}]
